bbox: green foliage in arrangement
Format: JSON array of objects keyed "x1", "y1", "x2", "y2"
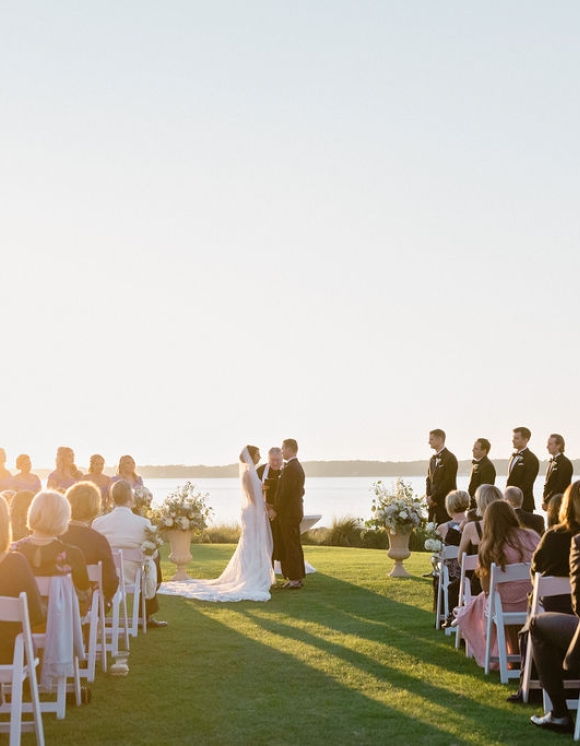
[{"x1": 36, "y1": 545, "x2": 557, "y2": 746}]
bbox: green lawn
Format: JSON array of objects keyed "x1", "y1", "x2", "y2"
[{"x1": 30, "y1": 545, "x2": 561, "y2": 745}]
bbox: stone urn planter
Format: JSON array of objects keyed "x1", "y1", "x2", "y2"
[
  {"x1": 167, "y1": 530, "x2": 193, "y2": 580},
  {"x1": 387, "y1": 530, "x2": 412, "y2": 578}
]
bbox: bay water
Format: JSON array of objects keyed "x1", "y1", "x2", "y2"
[{"x1": 145, "y1": 473, "x2": 524, "y2": 529}]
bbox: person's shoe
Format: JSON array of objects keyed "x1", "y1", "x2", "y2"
[
  {"x1": 422, "y1": 571, "x2": 437, "y2": 578},
  {"x1": 506, "y1": 691, "x2": 523, "y2": 704},
  {"x1": 147, "y1": 617, "x2": 168, "y2": 628},
  {"x1": 530, "y1": 712, "x2": 574, "y2": 733}
]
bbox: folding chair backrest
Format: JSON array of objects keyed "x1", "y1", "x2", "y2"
[
  {"x1": 529, "y1": 573, "x2": 571, "y2": 616},
  {"x1": 0, "y1": 592, "x2": 45, "y2": 745},
  {"x1": 485, "y1": 562, "x2": 531, "y2": 683}
]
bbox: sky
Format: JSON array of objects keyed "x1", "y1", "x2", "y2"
[{"x1": 2, "y1": 2, "x2": 580, "y2": 469}]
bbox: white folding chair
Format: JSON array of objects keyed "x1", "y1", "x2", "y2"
[
  {"x1": 106, "y1": 551, "x2": 131, "y2": 657},
  {"x1": 435, "y1": 545, "x2": 459, "y2": 632},
  {"x1": 0, "y1": 592, "x2": 45, "y2": 746},
  {"x1": 522, "y1": 573, "x2": 571, "y2": 703},
  {"x1": 118, "y1": 547, "x2": 148, "y2": 638},
  {"x1": 455, "y1": 553, "x2": 479, "y2": 655},
  {"x1": 33, "y1": 575, "x2": 85, "y2": 719},
  {"x1": 484, "y1": 562, "x2": 531, "y2": 684},
  {"x1": 78, "y1": 563, "x2": 107, "y2": 682}
]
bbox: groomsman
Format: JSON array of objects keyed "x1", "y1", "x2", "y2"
[
  {"x1": 426, "y1": 429, "x2": 458, "y2": 524},
  {"x1": 468, "y1": 438, "x2": 496, "y2": 504},
  {"x1": 543, "y1": 433, "x2": 573, "y2": 509},
  {"x1": 506, "y1": 426, "x2": 540, "y2": 512}
]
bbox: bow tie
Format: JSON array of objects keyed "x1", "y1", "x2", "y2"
[
  {"x1": 472, "y1": 459, "x2": 479, "y2": 465},
  {"x1": 550, "y1": 456, "x2": 557, "y2": 462},
  {"x1": 512, "y1": 452, "x2": 520, "y2": 458}
]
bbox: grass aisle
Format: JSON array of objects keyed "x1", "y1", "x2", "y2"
[{"x1": 39, "y1": 546, "x2": 558, "y2": 745}]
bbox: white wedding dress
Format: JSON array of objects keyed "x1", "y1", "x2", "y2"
[{"x1": 159, "y1": 450, "x2": 275, "y2": 602}]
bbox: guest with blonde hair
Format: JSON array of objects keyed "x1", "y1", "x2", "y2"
[
  {"x1": 11, "y1": 454, "x2": 42, "y2": 494},
  {"x1": 0, "y1": 493, "x2": 44, "y2": 663},
  {"x1": 47, "y1": 446, "x2": 84, "y2": 492},
  {"x1": 61, "y1": 482, "x2": 119, "y2": 603},
  {"x1": 9, "y1": 490, "x2": 35, "y2": 541},
  {"x1": 13, "y1": 491, "x2": 91, "y2": 610}
]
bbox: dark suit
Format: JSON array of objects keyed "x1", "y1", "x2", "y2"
[
  {"x1": 514, "y1": 508, "x2": 545, "y2": 537},
  {"x1": 426, "y1": 447, "x2": 458, "y2": 524},
  {"x1": 274, "y1": 458, "x2": 305, "y2": 581},
  {"x1": 543, "y1": 454, "x2": 573, "y2": 509},
  {"x1": 506, "y1": 448, "x2": 540, "y2": 512},
  {"x1": 468, "y1": 456, "x2": 496, "y2": 504},
  {"x1": 529, "y1": 533, "x2": 580, "y2": 718}
]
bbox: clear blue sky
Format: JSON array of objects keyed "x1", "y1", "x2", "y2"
[{"x1": 2, "y1": 2, "x2": 579, "y2": 468}]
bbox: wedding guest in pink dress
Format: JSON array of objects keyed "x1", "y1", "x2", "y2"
[
  {"x1": 456, "y1": 500, "x2": 540, "y2": 667},
  {"x1": 0, "y1": 448, "x2": 13, "y2": 491},
  {"x1": 84, "y1": 454, "x2": 112, "y2": 512},
  {"x1": 47, "y1": 446, "x2": 84, "y2": 493},
  {"x1": 11, "y1": 454, "x2": 42, "y2": 495}
]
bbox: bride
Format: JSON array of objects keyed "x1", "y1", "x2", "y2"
[{"x1": 160, "y1": 445, "x2": 275, "y2": 602}]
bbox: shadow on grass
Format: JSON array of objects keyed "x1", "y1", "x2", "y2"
[{"x1": 40, "y1": 548, "x2": 552, "y2": 746}]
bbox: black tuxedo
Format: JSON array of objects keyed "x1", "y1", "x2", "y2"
[
  {"x1": 274, "y1": 458, "x2": 305, "y2": 581},
  {"x1": 426, "y1": 447, "x2": 458, "y2": 524},
  {"x1": 543, "y1": 454, "x2": 573, "y2": 508},
  {"x1": 506, "y1": 448, "x2": 540, "y2": 512},
  {"x1": 514, "y1": 508, "x2": 545, "y2": 536},
  {"x1": 468, "y1": 456, "x2": 496, "y2": 499}
]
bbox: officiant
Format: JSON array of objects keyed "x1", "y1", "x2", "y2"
[{"x1": 257, "y1": 447, "x2": 283, "y2": 564}]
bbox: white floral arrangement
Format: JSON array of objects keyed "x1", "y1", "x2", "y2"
[
  {"x1": 423, "y1": 522, "x2": 443, "y2": 552},
  {"x1": 153, "y1": 481, "x2": 213, "y2": 532},
  {"x1": 367, "y1": 478, "x2": 426, "y2": 535},
  {"x1": 133, "y1": 485, "x2": 154, "y2": 516},
  {"x1": 141, "y1": 525, "x2": 164, "y2": 557}
]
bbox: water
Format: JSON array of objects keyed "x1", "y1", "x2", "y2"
[{"x1": 144, "y1": 473, "x2": 497, "y2": 528}]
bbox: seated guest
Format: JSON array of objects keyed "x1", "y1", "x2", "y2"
[
  {"x1": 546, "y1": 493, "x2": 564, "y2": 529},
  {"x1": 529, "y1": 499, "x2": 580, "y2": 732},
  {"x1": 458, "y1": 484, "x2": 503, "y2": 567},
  {"x1": 0, "y1": 494, "x2": 44, "y2": 664},
  {"x1": 437, "y1": 489, "x2": 470, "y2": 627},
  {"x1": 61, "y1": 482, "x2": 119, "y2": 605},
  {"x1": 92, "y1": 479, "x2": 166, "y2": 628},
  {"x1": 84, "y1": 454, "x2": 112, "y2": 512},
  {"x1": 11, "y1": 454, "x2": 42, "y2": 495},
  {"x1": 455, "y1": 500, "x2": 540, "y2": 668},
  {"x1": 505, "y1": 486, "x2": 545, "y2": 536},
  {"x1": 0, "y1": 448, "x2": 12, "y2": 491},
  {"x1": 507, "y1": 481, "x2": 580, "y2": 704},
  {"x1": 47, "y1": 446, "x2": 84, "y2": 493},
  {"x1": 10, "y1": 490, "x2": 35, "y2": 541},
  {"x1": 13, "y1": 490, "x2": 91, "y2": 613}
]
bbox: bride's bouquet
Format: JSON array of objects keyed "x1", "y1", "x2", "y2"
[{"x1": 152, "y1": 481, "x2": 213, "y2": 533}]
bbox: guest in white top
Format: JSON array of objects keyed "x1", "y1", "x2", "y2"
[{"x1": 92, "y1": 479, "x2": 166, "y2": 628}]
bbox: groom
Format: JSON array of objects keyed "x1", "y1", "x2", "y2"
[{"x1": 271, "y1": 438, "x2": 305, "y2": 589}]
